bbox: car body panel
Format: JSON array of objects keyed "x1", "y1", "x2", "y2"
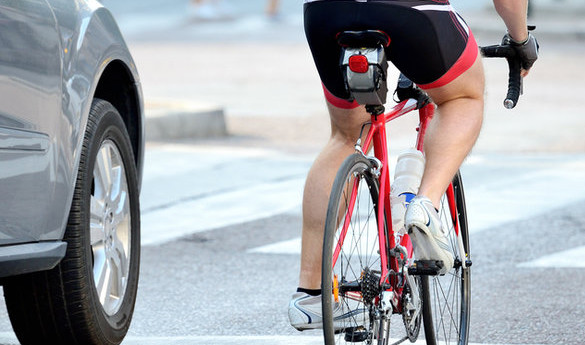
[
  {"x1": 0, "y1": 241, "x2": 66, "y2": 277},
  {"x1": 0, "y1": 0, "x2": 64, "y2": 244},
  {"x1": 0, "y1": 0, "x2": 143, "y2": 261}
]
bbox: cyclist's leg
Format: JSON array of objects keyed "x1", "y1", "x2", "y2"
[
  {"x1": 291, "y1": 2, "x2": 373, "y2": 329},
  {"x1": 290, "y1": 99, "x2": 370, "y2": 330},
  {"x1": 298, "y1": 100, "x2": 370, "y2": 290},
  {"x1": 416, "y1": 54, "x2": 485, "y2": 208},
  {"x1": 404, "y1": 51, "x2": 483, "y2": 274}
]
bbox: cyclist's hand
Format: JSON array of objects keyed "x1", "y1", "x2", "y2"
[{"x1": 502, "y1": 32, "x2": 539, "y2": 76}]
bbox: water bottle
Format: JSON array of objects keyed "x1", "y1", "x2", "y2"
[{"x1": 390, "y1": 148, "x2": 425, "y2": 234}]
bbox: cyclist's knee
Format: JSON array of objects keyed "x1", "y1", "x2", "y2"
[{"x1": 326, "y1": 101, "x2": 370, "y2": 144}]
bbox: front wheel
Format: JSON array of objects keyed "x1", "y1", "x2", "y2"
[
  {"x1": 421, "y1": 171, "x2": 471, "y2": 345},
  {"x1": 322, "y1": 153, "x2": 386, "y2": 345},
  {"x1": 3, "y1": 99, "x2": 141, "y2": 345}
]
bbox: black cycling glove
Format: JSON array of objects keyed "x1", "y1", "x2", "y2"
[{"x1": 502, "y1": 32, "x2": 539, "y2": 70}]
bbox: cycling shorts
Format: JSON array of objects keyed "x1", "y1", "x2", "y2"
[{"x1": 304, "y1": 0, "x2": 479, "y2": 108}]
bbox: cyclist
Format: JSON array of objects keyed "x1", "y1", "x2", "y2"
[{"x1": 289, "y1": 0, "x2": 538, "y2": 331}]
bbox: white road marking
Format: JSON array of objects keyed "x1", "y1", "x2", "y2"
[
  {"x1": 518, "y1": 245, "x2": 585, "y2": 268},
  {"x1": 140, "y1": 144, "x2": 310, "y2": 246},
  {"x1": 141, "y1": 178, "x2": 304, "y2": 246},
  {"x1": 248, "y1": 155, "x2": 585, "y2": 256},
  {"x1": 465, "y1": 157, "x2": 585, "y2": 234},
  {"x1": 250, "y1": 237, "x2": 301, "y2": 254},
  {"x1": 0, "y1": 332, "x2": 559, "y2": 345},
  {"x1": 142, "y1": 146, "x2": 585, "y2": 272},
  {"x1": 123, "y1": 334, "x2": 552, "y2": 345},
  {"x1": 123, "y1": 335, "x2": 323, "y2": 345}
]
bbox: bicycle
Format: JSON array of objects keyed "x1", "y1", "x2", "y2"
[{"x1": 320, "y1": 29, "x2": 524, "y2": 345}]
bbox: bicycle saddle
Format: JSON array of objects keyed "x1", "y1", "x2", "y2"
[{"x1": 337, "y1": 30, "x2": 390, "y2": 48}]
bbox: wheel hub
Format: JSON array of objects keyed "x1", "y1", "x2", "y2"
[
  {"x1": 90, "y1": 140, "x2": 132, "y2": 316},
  {"x1": 104, "y1": 206, "x2": 115, "y2": 250}
]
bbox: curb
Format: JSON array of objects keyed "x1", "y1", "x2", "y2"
[{"x1": 144, "y1": 100, "x2": 227, "y2": 141}]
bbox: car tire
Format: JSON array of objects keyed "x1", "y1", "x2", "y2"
[{"x1": 3, "y1": 99, "x2": 140, "y2": 345}]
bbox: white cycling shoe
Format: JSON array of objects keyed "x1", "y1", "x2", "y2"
[
  {"x1": 288, "y1": 292, "x2": 368, "y2": 331},
  {"x1": 405, "y1": 196, "x2": 454, "y2": 275}
]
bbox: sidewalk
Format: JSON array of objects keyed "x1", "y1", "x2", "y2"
[{"x1": 140, "y1": 0, "x2": 584, "y2": 142}]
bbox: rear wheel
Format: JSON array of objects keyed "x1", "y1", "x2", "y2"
[
  {"x1": 421, "y1": 171, "x2": 471, "y2": 345},
  {"x1": 322, "y1": 153, "x2": 387, "y2": 345},
  {"x1": 3, "y1": 99, "x2": 140, "y2": 345}
]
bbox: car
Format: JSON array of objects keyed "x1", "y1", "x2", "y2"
[{"x1": 0, "y1": 0, "x2": 144, "y2": 344}]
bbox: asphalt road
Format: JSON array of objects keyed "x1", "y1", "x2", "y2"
[
  {"x1": 5, "y1": 147, "x2": 584, "y2": 345},
  {"x1": 1, "y1": 1, "x2": 584, "y2": 344},
  {"x1": 133, "y1": 148, "x2": 585, "y2": 345}
]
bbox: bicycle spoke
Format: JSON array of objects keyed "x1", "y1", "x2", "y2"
[{"x1": 336, "y1": 175, "x2": 380, "y2": 285}]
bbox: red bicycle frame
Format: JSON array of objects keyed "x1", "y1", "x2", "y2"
[{"x1": 331, "y1": 97, "x2": 464, "y2": 312}]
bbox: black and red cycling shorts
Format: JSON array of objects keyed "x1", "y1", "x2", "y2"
[{"x1": 304, "y1": 0, "x2": 479, "y2": 108}]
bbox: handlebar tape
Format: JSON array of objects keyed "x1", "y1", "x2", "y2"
[{"x1": 480, "y1": 45, "x2": 522, "y2": 109}]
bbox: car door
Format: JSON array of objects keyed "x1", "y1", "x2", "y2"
[{"x1": 0, "y1": 0, "x2": 63, "y2": 244}]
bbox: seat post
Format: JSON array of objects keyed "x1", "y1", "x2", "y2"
[{"x1": 366, "y1": 105, "x2": 385, "y2": 116}]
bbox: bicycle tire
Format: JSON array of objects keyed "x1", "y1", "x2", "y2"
[
  {"x1": 421, "y1": 171, "x2": 471, "y2": 345},
  {"x1": 322, "y1": 153, "x2": 388, "y2": 345}
]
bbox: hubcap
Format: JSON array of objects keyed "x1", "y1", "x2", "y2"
[{"x1": 90, "y1": 140, "x2": 131, "y2": 316}]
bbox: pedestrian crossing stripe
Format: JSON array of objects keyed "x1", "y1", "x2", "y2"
[{"x1": 518, "y1": 245, "x2": 585, "y2": 268}]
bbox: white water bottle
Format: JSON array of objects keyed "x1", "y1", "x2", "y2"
[{"x1": 390, "y1": 148, "x2": 425, "y2": 233}]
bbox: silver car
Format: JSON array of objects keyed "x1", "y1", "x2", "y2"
[{"x1": 0, "y1": 0, "x2": 143, "y2": 344}]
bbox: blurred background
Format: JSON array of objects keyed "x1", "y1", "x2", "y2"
[{"x1": 2, "y1": 0, "x2": 584, "y2": 344}]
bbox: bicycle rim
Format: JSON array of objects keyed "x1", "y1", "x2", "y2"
[
  {"x1": 322, "y1": 154, "x2": 386, "y2": 345},
  {"x1": 421, "y1": 171, "x2": 471, "y2": 345}
]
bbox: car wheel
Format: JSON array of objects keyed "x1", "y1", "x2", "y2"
[{"x1": 3, "y1": 99, "x2": 140, "y2": 345}]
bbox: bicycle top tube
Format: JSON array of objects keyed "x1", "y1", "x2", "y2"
[{"x1": 384, "y1": 98, "x2": 418, "y2": 123}]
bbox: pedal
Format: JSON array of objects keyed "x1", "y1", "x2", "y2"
[
  {"x1": 408, "y1": 260, "x2": 444, "y2": 276},
  {"x1": 344, "y1": 327, "x2": 370, "y2": 343}
]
